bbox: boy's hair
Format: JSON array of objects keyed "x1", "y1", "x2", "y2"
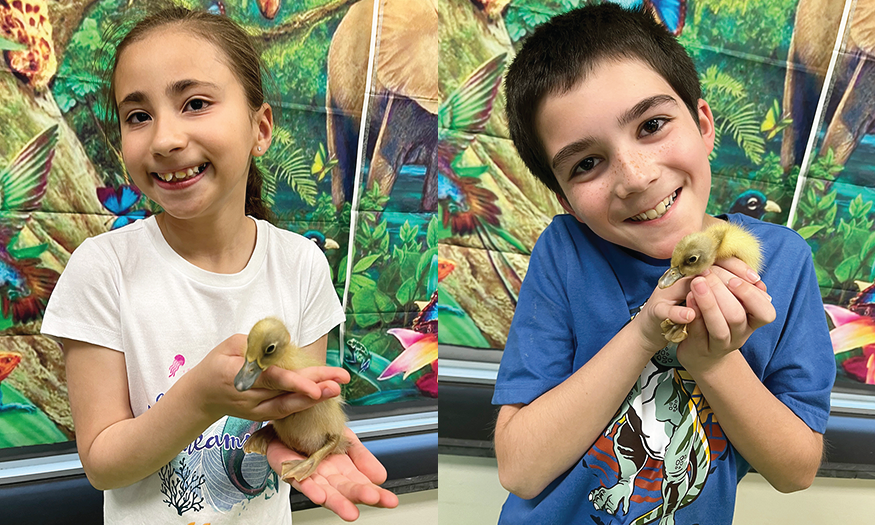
[
  {"x1": 102, "y1": 6, "x2": 276, "y2": 222},
  {"x1": 505, "y1": 4, "x2": 702, "y2": 197}
]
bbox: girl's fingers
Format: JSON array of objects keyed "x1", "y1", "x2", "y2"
[{"x1": 345, "y1": 428, "x2": 388, "y2": 484}]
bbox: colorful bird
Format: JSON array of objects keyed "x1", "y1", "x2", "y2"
[
  {"x1": 729, "y1": 189, "x2": 782, "y2": 220},
  {"x1": 0, "y1": 0, "x2": 57, "y2": 89},
  {"x1": 0, "y1": 351, "x2": 34, "y2": 413},
  {"x1": 0, "y1": 124, "x2": 60, "y2": 324},
  {"x1": 658, "y1": 222, "x2": 763, "y2": 342},
  {"x1": 303, "y1": 230, "x2": 339, "y2": 253},
  {"x1": 439, "y1": 53, "x2": 526, "y2": 305},
  {"x1": 235, "y1": 317, "x2": 348, "y2": 482}
]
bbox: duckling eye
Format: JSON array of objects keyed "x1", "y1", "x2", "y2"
[
  {"x1": 686, "y1": 255, "x2": 699, "y2": 265},
  {"x1": 264, "y1": 343, "x2": 277, "y2": 355}
]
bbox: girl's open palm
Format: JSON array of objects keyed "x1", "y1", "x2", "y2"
[{"x1": 266, "y1": 427, "x2": 400, "y2": 521}]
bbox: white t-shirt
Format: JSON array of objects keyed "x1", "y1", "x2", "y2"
[{"x1": 41, "y1": 216, "x2": 346, "y2": 524}]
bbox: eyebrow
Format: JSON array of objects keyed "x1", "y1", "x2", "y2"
[
  {"x1": 117, "y1": 79, "x2": 221, "y2": 108},
  {"x1": 550, "y1": 94, "x2": 679, "y2": 172}
]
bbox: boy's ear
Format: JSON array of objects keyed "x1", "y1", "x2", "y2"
[
  {"x1": 252, "y1": 103, "x2": 273, "y2": 157},
  {"x1": 696, "y1": 98, "x2": 716, "y2": 154},
  {"x1": 556, "y1": 193, "x2": 584, "y2": 223}
]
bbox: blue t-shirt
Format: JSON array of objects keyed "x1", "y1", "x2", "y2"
[{"x1": 492, "y1": 213, "x2": 835, "y2": 525}]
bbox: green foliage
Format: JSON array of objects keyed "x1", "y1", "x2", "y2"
[
  {"x1": 340, "y1": 187, "x2": 437, "y2": 330},
  {"x1": 795, "y1": 150, "x2": 875, "y2": 302},
  {"x1": 701, "y1": 66, "x2": 765, "y2": 165},
  {"x1": 505, "y1": 0, "x2": 578, "y2": 43},
  {"x1": 260, "y1": 126, "x2": 318, "y2": 207},
  {"x1": 0, "y1": 384, "x2": 68, "y2": 447}
]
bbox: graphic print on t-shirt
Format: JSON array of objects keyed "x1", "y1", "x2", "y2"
[
  {"x1": 582, "y1": 306, "x2": 730, "y2": 524},
  {"x1": 158, "y1": 417, "x2": 279, "y2": 516}
]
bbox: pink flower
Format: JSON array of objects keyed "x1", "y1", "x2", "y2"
[
  {"x1": 824, "y1": 304, "x2": 875, "y2": 384},
  {"x1": 378, "y1": 329, "x2": 438, "y2": 381}
]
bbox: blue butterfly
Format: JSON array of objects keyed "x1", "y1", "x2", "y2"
[
  {"x1": 97, "y1": 185, "x2": 151, "y2": 230},
  {"x1": 610, "y1": 0, "x2": 687, "y2": 35},
  {"x1": 207, "y1": 0, "x2": 226, "y2": 15}
]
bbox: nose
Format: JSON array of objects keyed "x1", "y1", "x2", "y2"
[
  {"x1": 613, "y1": 149, "x2": 657, "y2": 199},
  {"x1": 149, "y1": 115, "x2": 187, "y2": 157}
]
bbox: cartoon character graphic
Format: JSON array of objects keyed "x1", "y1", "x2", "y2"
[{"x1": 586, "y1": 312, "x2": 723, "y2": 524}]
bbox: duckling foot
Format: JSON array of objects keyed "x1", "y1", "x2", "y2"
[
  {"x1": 661, "y1": 319, "x2": 689, "y2": 343},
  {"x1": 243, "y1": 424, "x2": 278, "y2": 456},
  {"x1": 281, "y1": 434, "x2": 345, "y2": 483},
  {"x1": 281, "y1": 458, "x2": 318, "y2": 482}
]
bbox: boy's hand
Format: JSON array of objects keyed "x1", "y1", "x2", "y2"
[
  {"x1": 678, "y1": 258, "x2": 775, "y2": 373},
  {"x1": 266, "y1": 427, "x2": 400, "y2": 521},
  {"x1": 635, "y1": 277, "x2": 697, "y2": 354}
]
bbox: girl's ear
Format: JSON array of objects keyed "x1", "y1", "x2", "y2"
[{"x1": 252, "y1": 103, "x2": 273, "y2": 157}]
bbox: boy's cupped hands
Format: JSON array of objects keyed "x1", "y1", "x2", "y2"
[{"x1": 677, "y1": 257, "x2": 775, "y2": 373}]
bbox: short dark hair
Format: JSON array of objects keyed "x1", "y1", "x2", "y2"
[
  {"x1": 505, "y1": 4, "x2": 702, "y2": 197},
  {"x1": 103, "y1": 6, "x2": 276, "y2": 222}
]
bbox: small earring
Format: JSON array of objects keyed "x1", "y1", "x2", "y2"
[{"x1": 257, "y1": 146, "x2": 262, "y2": 152}]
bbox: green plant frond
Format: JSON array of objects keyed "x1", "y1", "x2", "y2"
[
  {"x1": 700, "y1": 66, "x2": 746, "y2": 99},
  {"x1": 266, "y1": 143, "x2": 317, "y2": 206}
]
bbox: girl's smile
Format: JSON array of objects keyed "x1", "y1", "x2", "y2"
[{"x1": 113, "y1": 29, "x2": 269, "y2": 225}]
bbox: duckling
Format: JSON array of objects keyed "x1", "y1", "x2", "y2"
[
  {"x1": 234, "y1": 317, "x2": 348, "y2": 482},
  {"x1": 657, "y1": 221, "x2": 763, "y2": 343}
]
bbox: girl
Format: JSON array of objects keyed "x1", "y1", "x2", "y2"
[{"x1": 41, "y1": 6, "x2": 397, "y2": 524}]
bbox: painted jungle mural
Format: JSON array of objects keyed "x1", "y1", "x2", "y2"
[
  {"x1": 0, "y1": 0, "x2": 437, "y2": 450},
  {"x1": 437, "y1": 0, "x2": 875, "y2": 394}
]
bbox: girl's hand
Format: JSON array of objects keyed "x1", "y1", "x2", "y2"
[
  {"x1": 189, "y1": 334, "x2": 349, "y2": 423},
  {"x1": 266, "y1": 427, "x2": 400, "y2": 521},
  {"x1": 678, "y1": 259, "x2": 775, "y2": 373}
]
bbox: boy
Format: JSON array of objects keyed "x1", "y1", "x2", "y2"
[{"x1": 492, "y1": 4, "x2": 835, "y2": 524}]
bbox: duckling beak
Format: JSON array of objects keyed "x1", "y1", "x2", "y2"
[
  {"x1": 234, "y1": 359, "x2": 264, "y2": 392},
  {"x1": 659, "y1": 267, "x2": 684, "y2": 289}
]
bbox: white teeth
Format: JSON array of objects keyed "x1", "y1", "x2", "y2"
[{"x1": 631, "y1": 191, "x2": 676, "y2": 222}]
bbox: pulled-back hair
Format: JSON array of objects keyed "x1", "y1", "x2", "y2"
[
  {"x1": 102, "y1": 5, "x2": 276, "y2": 222},
  {"x1": 505, "y1": 4, "x2": 702, "y2": 197}
]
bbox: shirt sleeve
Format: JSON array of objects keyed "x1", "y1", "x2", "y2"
[
  {"x1": 298, "y1": 242, "x2": 346, "y2": 347},
  {"x1": 492, "y1": 222, "x2": 578, "y2": 406},
  {"x1": 40, "y1": 238, "x2": 124, "y2": 352},
  {"x1": 755, "y1": 228, "x2": 835, "y2": 434}
]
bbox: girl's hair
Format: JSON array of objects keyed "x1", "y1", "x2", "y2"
[{"x1": 102, "y1": 5, "x2": 276, "y2": 223}]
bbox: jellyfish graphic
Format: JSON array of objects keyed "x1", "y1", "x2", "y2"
[{"x1": 169, "y1": 354, "x2": 185, "y2": 378}]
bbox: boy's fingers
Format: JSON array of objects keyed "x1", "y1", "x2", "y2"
[
  {"x1": 728, "y1": 278, "x2": 777, "y2": 328},
  {"x1": 690, "y1": 276, "x2": 731, "y2": 343}
]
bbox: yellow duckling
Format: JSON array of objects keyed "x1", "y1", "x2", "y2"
[
  {"x1": 657, "y1": 221, "x2": 763, "y2": 343},
  {"x1": 234, "y1": 317, "x2": 348, "y2": 482}
]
